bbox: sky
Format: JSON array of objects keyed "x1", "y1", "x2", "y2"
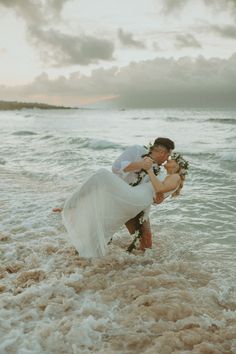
[{"x1": 0, "y1": 0, "x2": 236, "y2": 108}]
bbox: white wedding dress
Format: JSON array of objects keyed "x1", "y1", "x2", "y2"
[{"x1": 62, "y1": 168, "x2": 163, "y2": 257}]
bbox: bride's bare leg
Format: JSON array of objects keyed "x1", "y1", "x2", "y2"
[{"x1": 52, "y1": 207, "x2": 63, "y2": 212}]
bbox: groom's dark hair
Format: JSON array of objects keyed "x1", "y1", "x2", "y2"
[{"x1": 154, "y1": 137, "x2": 175, "y2": 151}]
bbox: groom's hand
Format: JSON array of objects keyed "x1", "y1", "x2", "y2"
[
  {"x1": 153, "y1": 192, "x2": 164, "y2": 204},
  {"x1": 142, "y1": 157, "x2": 153, "y2": 171}
]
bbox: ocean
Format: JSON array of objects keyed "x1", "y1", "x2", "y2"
[{"x1": 0, "y1": 108, "x2": 236, "y2": 354}]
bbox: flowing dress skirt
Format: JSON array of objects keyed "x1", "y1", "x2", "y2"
[{"x1": 62, "y1": 168, "x2": 154, "y2": 257}]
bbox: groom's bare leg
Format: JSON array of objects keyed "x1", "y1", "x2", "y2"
[
  {"x1": 125, "y1": 217, "x2": 139, "y2": 235},
  {"x1": 125, "y1": 211, "x2": 143, "y2": 235},
  {"x1": 125, "y1": 213, "x2": 152, "y2": 251},
  {"x1": 139, "y1": 219, "x2": 152, "y2": 250}
]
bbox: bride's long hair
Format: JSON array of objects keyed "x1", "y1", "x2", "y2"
[{"x1": 171, "y1": 172, "x2": 185, "y2": 197}]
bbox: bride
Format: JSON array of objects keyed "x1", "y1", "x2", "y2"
[{"x1": 62, "y1": 153, "x2": 188, "y2": 258}]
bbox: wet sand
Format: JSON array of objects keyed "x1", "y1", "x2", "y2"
[{"x1": 1, "y1": 230, "x2": 236, "y2": 354}]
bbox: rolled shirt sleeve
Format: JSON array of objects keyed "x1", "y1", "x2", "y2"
[
  {"x1": 112, "y1": 145, "x2": 148, "y2": 180},
  {"x1": 112, "y1": 145, "x2": 145, "y2": 176}
]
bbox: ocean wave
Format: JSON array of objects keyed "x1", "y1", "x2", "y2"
[
  {"x1": 184, "y1": 152, "x2": 217, "y2": 159},
  {"x1": 131, "y1": 117, "x2": 151, "y2": 120},
  {"x1": 186, "y1": 151, "x2": 236, "y2": 162},
  {"x1": 219, "y1": 151, "x2": 236, "y2": 162},
  {"x1": 20, "y1": 169, "x2": 52, "y2": 180},
  {"x1": 0, "y1": 233, "x2": 236, "y2": 354},
  {"x1": 206, "y1": 118, "x2": 236, "y2": 125},
  {"x1": 68, "y1": 137, "x2": 123, "y2": 150},
  {"x1": 193, "y1": 141, "x2": 209, "y2": 145},
  {"x1": 40, "y1": 135, "x2": 54, "y2": 140},
  {"x1": 225, "y1": 136, "x2": 236, "y2": 142},
  {"x1": 0, "y1": 158, "x2": 6, "y2": 165},
  {"x1": 12, "y1": 131, "x2": 38, "y2": 136},
  {"x1": 165, "y1": 117, "x2": 236, "y2": 124},
  {"x1": 166, "y1": 116, "x2": 185, "y2": 122}
]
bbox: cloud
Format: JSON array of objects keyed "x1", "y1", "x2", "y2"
[
  {"x1": 161, "y1": 0, "x2": 236, "y2": 19},
  {"x1": 152, "y1": 41, "x2": 161, "y2": 51},
  {"x1": 0, "y1": 0, "x2": 68, "y2": 26},
  {"x1": 161, "y1": 0, "x2": 188, "y2": 14},
  {"x1": 113, "y1": 54, "x2": 236, "y2": 108},
  {"x1": 211, "y1": 24, "x2": 236, "y2": 39},
  {"x1": 175, "y1": 34, "x2": 202, "y2": 48},
  {"x1": 28, "y1": 27, "x2": 115, "y2": 66},
  {"x1": 118, "y1": 28, "x2": 145, "y2": 48},
  {"x1": 204, "y1": 0, "x2": 236, "y2": 16},
  {"x1": 0, "y1": 0, "x2": 41, "y2": 24},
  {"x1": 0, "y1": 0, "x2": 115, "y2": 66},
  {"x1": 1, "y1": 54, "x2": 236, "y2": 108}
]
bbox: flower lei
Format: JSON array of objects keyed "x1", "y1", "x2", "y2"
[
  {"x1": 171, "y1": 152, "x2": 189, "y2": 176},
  {"x1": 129, "y1": 147, "x2": 160, "y2": 187},
  {"x1": 126, "y1": 147, "x2": 161, "y2": 252},
  {"x1": 129, "y1": 166, "x2": 160, "y2": 186},
  {"x1": 126, "y1": 229, "x2": 142, "y2": 253}
]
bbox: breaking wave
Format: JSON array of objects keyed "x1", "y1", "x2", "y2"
[
  {"x1": 68, "y1": 137, "x2": 123, "y2": 150},
  {"x1": 206, "y1": 118, "x2": 236, "y2": 125},
  {"x1": 12, "y1": 131, "x2": 38, "y2": 136}
]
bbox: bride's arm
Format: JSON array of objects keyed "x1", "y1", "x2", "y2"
[{"x1": 147, "y1": 169, "x2": 180, "y2": 193}]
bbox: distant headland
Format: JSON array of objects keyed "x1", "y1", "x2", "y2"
[{"x1": 0, "y1": 100, "x2": 74, "y2": 110}]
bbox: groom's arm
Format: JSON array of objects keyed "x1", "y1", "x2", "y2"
[
  {"x1": 112, "y1": 145, "x2": 151, "y2": 175},
  {"x1": 123, "y1": 159, "x2": 152, "y2": 172}
]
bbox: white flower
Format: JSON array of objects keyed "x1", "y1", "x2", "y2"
[{"x1": 171, "y1": 152, "x2": 189, "y2": 175}]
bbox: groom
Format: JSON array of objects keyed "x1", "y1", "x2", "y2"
[{"x1": 112, "y1": 137, "x2": 175, "y2": 250}]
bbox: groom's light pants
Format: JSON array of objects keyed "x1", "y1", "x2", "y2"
[{"x1": 125, "y1": 212, "x2": 152, "y2": 250}]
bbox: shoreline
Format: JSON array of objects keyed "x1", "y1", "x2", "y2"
[{"x1": 0, "y1": 100, "x2": 74, "y2": 111}]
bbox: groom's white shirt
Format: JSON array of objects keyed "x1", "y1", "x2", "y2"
[
  {"x1": 112, "y1": 144, "x2": 167, "y2": 222},
  {"x1": 112, "y1": 144, "x2": 166, "y2": 185},
  {"x1": 112, "y1": 145, "x2": 149, "y2": 184}
]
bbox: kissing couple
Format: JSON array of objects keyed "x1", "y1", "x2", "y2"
[{"x1": 55, "y1": 137, "x2": 188, "y2": 257}]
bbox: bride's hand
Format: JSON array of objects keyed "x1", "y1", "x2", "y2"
[{"x1": 142, "y1": 157, "x2": 153, "y2": 171}]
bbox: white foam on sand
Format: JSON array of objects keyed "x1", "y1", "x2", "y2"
[{"x1": 1, "y1": 230, "x2": 236, "y2": 354}]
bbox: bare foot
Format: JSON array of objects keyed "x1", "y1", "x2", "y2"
[{"x1": 52, "y1": 208, "x2": 63, "y2": 212}]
